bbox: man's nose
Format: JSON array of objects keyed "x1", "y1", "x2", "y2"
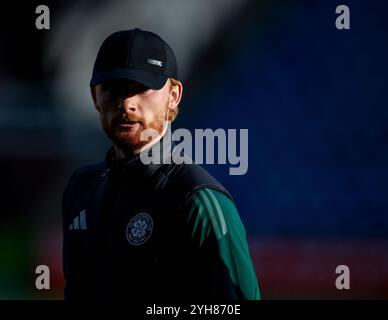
[{"x1": 118, "y1": 96, "x2": 137, "y2": 113}]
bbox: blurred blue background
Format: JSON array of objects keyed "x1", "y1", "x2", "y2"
[{"x1": 1, "y1": 0, "x2": 387, "y2": 299}]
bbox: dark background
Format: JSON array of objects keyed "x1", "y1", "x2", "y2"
[{"x1": 0, "y1": 0, "x2": 387, "y2": 299}]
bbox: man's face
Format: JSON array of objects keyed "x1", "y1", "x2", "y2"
[{"x1": 92, "y1": 79, "x2": 171, "y2": 152}]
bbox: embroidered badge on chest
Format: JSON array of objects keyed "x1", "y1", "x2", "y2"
[{"x1": 126, "y1": 212, "x2": 153, "y2": 245}]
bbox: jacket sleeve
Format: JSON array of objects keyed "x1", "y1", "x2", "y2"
[
  {"x1": 62, "y1": 169, "x2": 88, "y2": 300},
  {"x1": 183, "y1": 187, "x2": 260, "y2": 300}
]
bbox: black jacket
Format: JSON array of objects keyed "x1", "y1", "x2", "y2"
[{"x1": 62, "y1": 141, "x2": 260, "y2": 300}]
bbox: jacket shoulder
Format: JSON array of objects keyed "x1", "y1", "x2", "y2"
[
  {"x1": 65, "y1": 162, "x2": 107, "y2": 190},
  {"x1": 161, "y1": 162, "x2": 233, "y2": 203},
  {"x1": 69, "y1": 162, "x2": 106, "y2": 180},
  {"x1": 62, "y1": 162, "x2": 105, "y2": 217}
]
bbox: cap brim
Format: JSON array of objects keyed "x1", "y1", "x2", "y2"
[{"x1": 90, "y1": 67, "x2": 168, "y2": 90}]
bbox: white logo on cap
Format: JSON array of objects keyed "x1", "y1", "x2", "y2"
[{"x1": 146, "y1": 58, "x2": 163, "y2": 67}]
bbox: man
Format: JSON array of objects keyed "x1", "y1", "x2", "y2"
[{"x1": 62, "y1": 28, "x2": 260, "y2": 300}]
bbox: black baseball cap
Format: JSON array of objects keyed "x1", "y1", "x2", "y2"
[{"x1": 90, "y1": 28, "x2": 178, "y2": 89}]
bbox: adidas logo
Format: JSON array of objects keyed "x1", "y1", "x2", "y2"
[{"x1": 69, "y1": 209, "x2": 87, "y2": 230}]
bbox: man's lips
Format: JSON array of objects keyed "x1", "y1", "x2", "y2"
[{"x1": 116, "y1": 120, "x2": 141, "y2": 129}]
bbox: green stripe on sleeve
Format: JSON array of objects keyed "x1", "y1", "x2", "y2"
[{"x1": 187, "y1": 187, "x2": 261, "y2": 300}]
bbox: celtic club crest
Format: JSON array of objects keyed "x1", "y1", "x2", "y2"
[{"x1": 126, "y1": 212, "x2": 153, "y2": 245}]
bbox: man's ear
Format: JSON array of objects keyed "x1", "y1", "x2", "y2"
[
  {"x1": 168, "y1": 81, "x2": 183, "y2": 112},
  {"x1": 91, "y1": 86, "x2": 101, "y2": 112}
]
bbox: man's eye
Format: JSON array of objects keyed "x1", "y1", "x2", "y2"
[
  {"x1": 103, "y1": 85, "x2": 119, "y2": 96},
  {"x1": 101, "y1": 81, "x2": 148, "y2": 97},
  {"x1": 131, "y1": 83, "x2": 148, "y2": 94},
  {"x1": 102, "y1": 84, "x2": 111, "y2": 93}
]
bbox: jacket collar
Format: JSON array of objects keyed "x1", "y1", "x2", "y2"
[{"x1": 105, "y1": 129, "x2": 175, "y2": 181}]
